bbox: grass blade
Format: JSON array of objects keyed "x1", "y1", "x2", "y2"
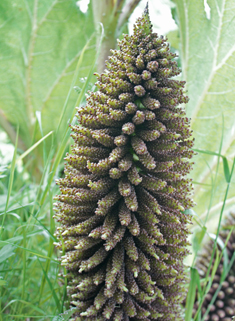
[
  {"x1": 185, "y1": 267, "x2": 198, "y2": 321},
  {"x1": 15, "y1": 131, "x2": 53, "y2": 165},
  {"x1": 56, "y1": 33, "x2": 95, "y2": 136},
  {"x1": 1, "y1": 299, "x2": 47, "y2": 315},
  {"x1": 0, "y1": 241, "x2": 58, "y2": 263},
  {"x1": 1, "y1": 127, "x2": 19, "y2": 234},
  {"x1": 222, "y1": 156, "x2": 230, "y2": 183},
  {"x1": 38, "y1": 259, "x2": 60, "y2": 312}
]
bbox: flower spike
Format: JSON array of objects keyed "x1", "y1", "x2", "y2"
[{"x1": 54, "y1": 5, "x2": 194, "y2": 320}]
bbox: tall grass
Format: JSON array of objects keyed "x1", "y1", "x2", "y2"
[{"x1": 0, "y1": 27, "x2": 104, "y2": 320}]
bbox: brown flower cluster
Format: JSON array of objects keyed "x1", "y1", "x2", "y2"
[
  {"x1": 54, "y1": 5, "x2": 194, "y2": 321},
  {"x1": 193, "y1": 212, "x2": 235, "y2": 321}
]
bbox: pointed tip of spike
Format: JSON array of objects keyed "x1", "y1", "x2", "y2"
[
  {"x1": 144, "y1": 2, "x2": 149, "y2": 15},
  {"x1": 133, "y1": 1, "x2": 152, "y2": 37}
]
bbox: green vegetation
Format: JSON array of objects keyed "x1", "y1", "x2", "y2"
[{"x1": 0, "y1": 0, "x2": 235, "y2": 320}]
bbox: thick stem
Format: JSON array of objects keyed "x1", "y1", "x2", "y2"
[
  {"x1": 92, "y1": 0, "x2": 123, "y2": 73},
  {"x1": 96, "y1": 35, "x2": 117, "y2": 74},
  {"x1": 117, "y1": 0, "x2": 142, "y2": 30},
  {"x1": 92, "y1": 0, "x2": 140, "y2": 74}
]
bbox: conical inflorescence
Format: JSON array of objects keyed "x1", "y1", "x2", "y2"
[
  {"x1": 192, "y1": 212, "x2": 235, "y2": 321},
  {"x1": 54, "y1": 6, "x2": 194, "y2": 321}
]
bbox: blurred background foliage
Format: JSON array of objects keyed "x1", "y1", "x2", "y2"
[{"x1": 0, "y1": 0, "x2": 235, "y2": 320}]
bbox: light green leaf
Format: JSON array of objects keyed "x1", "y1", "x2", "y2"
[
  {"x1": 0, "y1": 244, "x2": 16, "y2": 263},
  {"x1": 173, "y1": 0, "x2": 235, "y2": 222},
  {"x1": 0, "y1": 0, "x2": 95, "y2": 154},
  {"x1": 166, "y1": 29, "x2": 179, "y2": 50}
]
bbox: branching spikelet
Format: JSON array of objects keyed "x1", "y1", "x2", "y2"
[
  {"x1": 54, "y1": 5, "x2": 194, "y2": 320},
  {"x1": 191, "y1": 212, "x2": 235, "y2": 321}
]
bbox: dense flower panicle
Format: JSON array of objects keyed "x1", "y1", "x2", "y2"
[
  {"x1": 54, "y1": 6, "x2": 194, "y2": 321},
  {"x1": 192, "y1": 212, "x2": 235, "y2": 321}
]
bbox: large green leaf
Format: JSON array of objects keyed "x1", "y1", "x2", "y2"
[
  {"x1": 0, "y1": 0, "x2": 95, "y2": 150},
  {"x1": 173, "y1": 0, "x2": 235, "y2": 223}
]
